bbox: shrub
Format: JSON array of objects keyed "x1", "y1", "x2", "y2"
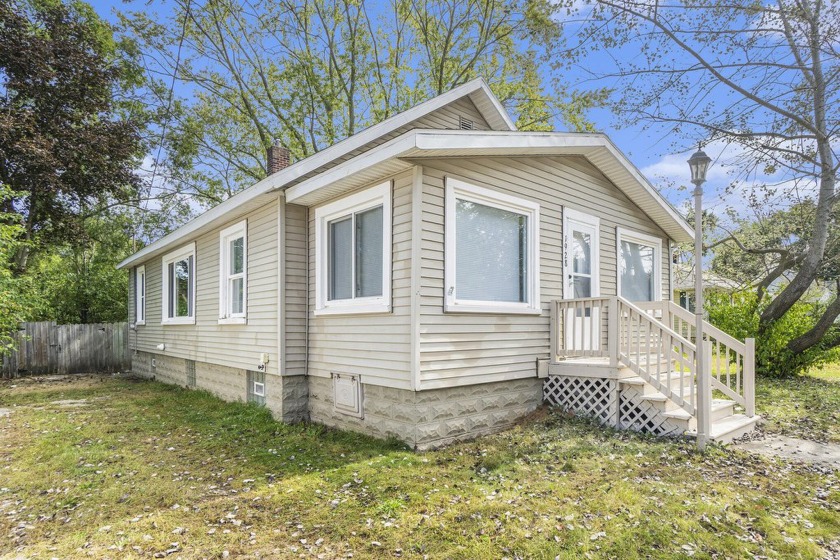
[{"x1": 705, "y1": 290, "x2": 840, "y2": 377}]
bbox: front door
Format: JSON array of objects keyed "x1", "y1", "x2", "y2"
[{"x1": 563, "y1": 209, "x2": 600, "y2": 351}]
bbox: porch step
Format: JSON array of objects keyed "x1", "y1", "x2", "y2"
[
  {"x1": 619, "y1": 375, "x2": 694, "y2": 400},
  {"x1": 662, "y1": 399, "x2": 736, "y2": 429},
  {"x1": 709, "y1": 414, "x2": 762, "y2": 444}
]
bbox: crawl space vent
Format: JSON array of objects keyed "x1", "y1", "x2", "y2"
[{"x1": 332, "y1": 373, "x2": 363, "y2": 418}]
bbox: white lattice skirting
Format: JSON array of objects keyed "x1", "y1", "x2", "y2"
[
  {"x1": 543, "y1": 376, "x2": 685, "y2": 437},
  {"x1": 618, "y1": 385, "x2": 683, "y2": 437},
  {"x1": 543, "y1": 376, "x2": 618, "y2": 425}
]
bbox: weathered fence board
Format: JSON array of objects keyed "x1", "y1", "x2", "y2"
[{"x1": 1, "y1": 322, "x2": 130, "y2": 378}]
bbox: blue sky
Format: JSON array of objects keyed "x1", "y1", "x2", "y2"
[{"x1": 87, "y1": 0, "x2": 747, "y2": 220}]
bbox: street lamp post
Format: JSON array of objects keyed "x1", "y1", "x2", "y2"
[{"x1": 688, "y1": 148, "x2": 712, "y2": 450}]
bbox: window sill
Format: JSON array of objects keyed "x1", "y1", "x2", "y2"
[
  {"x1": 444, "y1": 302, "x2": 542, "y2": 315},
  {"x1": 134, "y1": 321, "x2": 146, "y2": 327},
  {"x1": 162, "y1": 317, "x2": 195, "y2": 326},
  {"x1": 314, "y1": 303, "x2": 391, "y2": 317},
  {"x1": 218, "y1": 317, "x2": 247, "y2": 325}
]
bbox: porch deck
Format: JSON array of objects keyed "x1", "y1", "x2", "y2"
[{"x1": 544, "y1": 297, "x2": 759, "y2": 443}]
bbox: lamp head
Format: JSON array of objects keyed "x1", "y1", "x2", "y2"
[{"x1": 687, "y1": 148, "x2": 712, "y2": 186}]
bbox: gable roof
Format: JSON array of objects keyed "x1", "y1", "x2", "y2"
[
  {"x1": 118, "y1": 78, "x2": 512, "y2": 269},
  {"x1": 118, "y1": 79, "x2": 692, "y2": 269}
]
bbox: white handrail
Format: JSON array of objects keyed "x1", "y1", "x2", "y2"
[
  {"x1": 637, "y1": 300, "x2": 755, "y2": 415},
  {"x1": 552, "y1": 296, "x2": 756, "y2": 420},
  {"x1": 616, "y1": 297, "x2": 697, "y2": 415}
]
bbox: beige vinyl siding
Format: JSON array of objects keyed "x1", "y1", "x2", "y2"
[
  {"x1": 283, "y1": 202, "x2": 308, "y2": 376},
  {"x1": 129, "y1": 194, "x2": 280, "y2": 375},
  {"x1": 417, "y1": 156, "x2": 672, "y2": 389},
  {"x1": 307, "y1": 171, "x2": 414, "y2": 389},
  {"x1": 289, "y1": 98, "x2": 491, "y2": 187}
]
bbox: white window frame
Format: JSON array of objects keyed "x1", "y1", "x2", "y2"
[
  {"x1": 444, "y1": 177, "x2": 541, "y2": 314},
  {"x1": 314, "y1": 181, "x2": 392, "y2": 316},
  {"x1": 134, "y1": 265, "x2": 146, "y2": 326},
  {"x1": 161, "y1": 242, "x2": 196, "y2": 325},
  {"x1": 616, "y1": 227, "x2": 663, "y2": 302},
  {"x1": 218, "y1": 220, "x2": 248, "y2": 325}
]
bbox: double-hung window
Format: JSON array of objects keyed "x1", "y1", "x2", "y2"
[
  {"x1": 315, "y1": 182, "x2": 392, "y2": 315},
  {"x1": 135, "y1": 265, "x2": 146, "y2": 326},
  {"x1": 617, "y1": 228, "x2": 662, "y2": 302},
  {"x1": 219, "y1": 220, "x2": 247, "y2": 324},
  {"x1": 162, "y1": 243, "x2": 196, "y2": 325},
  {"x1": 134, "y1": 265, "x2": 146, "y2": 325},
  {"x1": 445, "y1": 177, "x2": 540, "y2": 314}
]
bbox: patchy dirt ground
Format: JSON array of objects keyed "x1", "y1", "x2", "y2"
[{"x1": 1, "y1": 374, "x2": 838, "y2": 559}]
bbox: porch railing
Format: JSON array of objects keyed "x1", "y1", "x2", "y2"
[
  {"x1": 637, "y1": 300, "x2": 755, "y2": 417},
  {"x1": 549, "y1": 296, "x2": 756, "y2": 419}
]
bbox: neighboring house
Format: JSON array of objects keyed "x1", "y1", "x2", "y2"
[
  {"x1": 119, "y1": 79, "x2": 758, "y2": 449},
  {"x1": 673, "y1": 263, "x2": 741, "y2": 311}
]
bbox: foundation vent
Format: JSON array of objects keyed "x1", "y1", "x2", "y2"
[
  {"x1": 332, "y1": 373, "x2": 363, "y2": 418},
  {"x1": 247, "y1": 370, "x2": 266, "y2": 406},
  {"x1": 185, "y1": 359, "x2": 196, "y2": 388}
]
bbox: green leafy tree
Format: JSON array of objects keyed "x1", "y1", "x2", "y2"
[
  {"x1": 0, "y1": 186, "x2": 29, "y2": 355},
  {"x1": 0, "y1": 0, "x2": 145, "y2": 272},
  {"x1": 25, "y1": 215, "x2": 136, "y2": 324}
]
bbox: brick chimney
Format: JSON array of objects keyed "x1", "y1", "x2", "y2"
[{"x1": 267, "y1": 139, "x2": 291, "y2": 174}]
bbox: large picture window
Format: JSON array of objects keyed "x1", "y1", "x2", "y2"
[
  {"x1": 445, "y1": 177, "x2": 540, "y2": 314},
  {"x1": 162, "y1": 243, "x2": 196, "y2": 324},
  {"x1": 135, "y1": 265, "x2": 146, "y2": 325},
  {"x1": 618, "y1": 228, "x2": 662, "y2": 302},
  {"x1": 315, "y1": 182, "x2": 392, "y2": 315},
  {"x1": 219, "y1": 220, "x2": 247, "y2": 324}
]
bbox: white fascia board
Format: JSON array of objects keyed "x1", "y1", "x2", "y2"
[
  {"x1": 468, "y1": 81, "x2": 516, "y2": 131},
  {"x1": 410, "y1": 131, "x2": 693, "y2": 242},
  {"x1": 118, "y1": 79, "x2": 514, "y2": 270}
]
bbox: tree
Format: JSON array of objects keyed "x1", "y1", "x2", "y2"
[
  {"x1": 0, "y1": 186, "x2": 29, "y2": 355},
  {"x1": 557, "y1": 0, "x2": 839, "y2": 370},
  {"x1": 0, "y1": 0, "x2": 145, "y2": 272},
  {"x1": 25, "y1": 214, "x2": 136, "y2": 325},
  {"x1": 122, "y1": 0, "x2": 603, "y2": 207}
]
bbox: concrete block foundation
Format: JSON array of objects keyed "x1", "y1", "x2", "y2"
[
  {"x1": 132, "y1": 351, "x2": 307, "y2": 423},
  {"x1": 132, "y1": 352, "x2": 542, "y2": 449},
  {"x1": 308, "y1": 375, "x2": 542, "y2": 450}
]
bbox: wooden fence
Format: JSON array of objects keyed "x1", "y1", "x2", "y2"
[{"x1": 1, "y1": 322, "x2": 131, "y2": 378}]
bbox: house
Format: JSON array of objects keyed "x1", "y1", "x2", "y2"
[
  {"x1": 118, "y1": 79, "x2": 758, "y2": 449},
  {"x1": 673, "y1": 262, "x2": 741, "y2": 311}
]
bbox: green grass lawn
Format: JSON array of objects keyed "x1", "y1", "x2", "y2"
[
  {"x1": 1, "y1": 374, "x2": 838, "y2": 559},
  {"x1": 756, "y1": 363, "x2": 840, "y2": 443}
]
